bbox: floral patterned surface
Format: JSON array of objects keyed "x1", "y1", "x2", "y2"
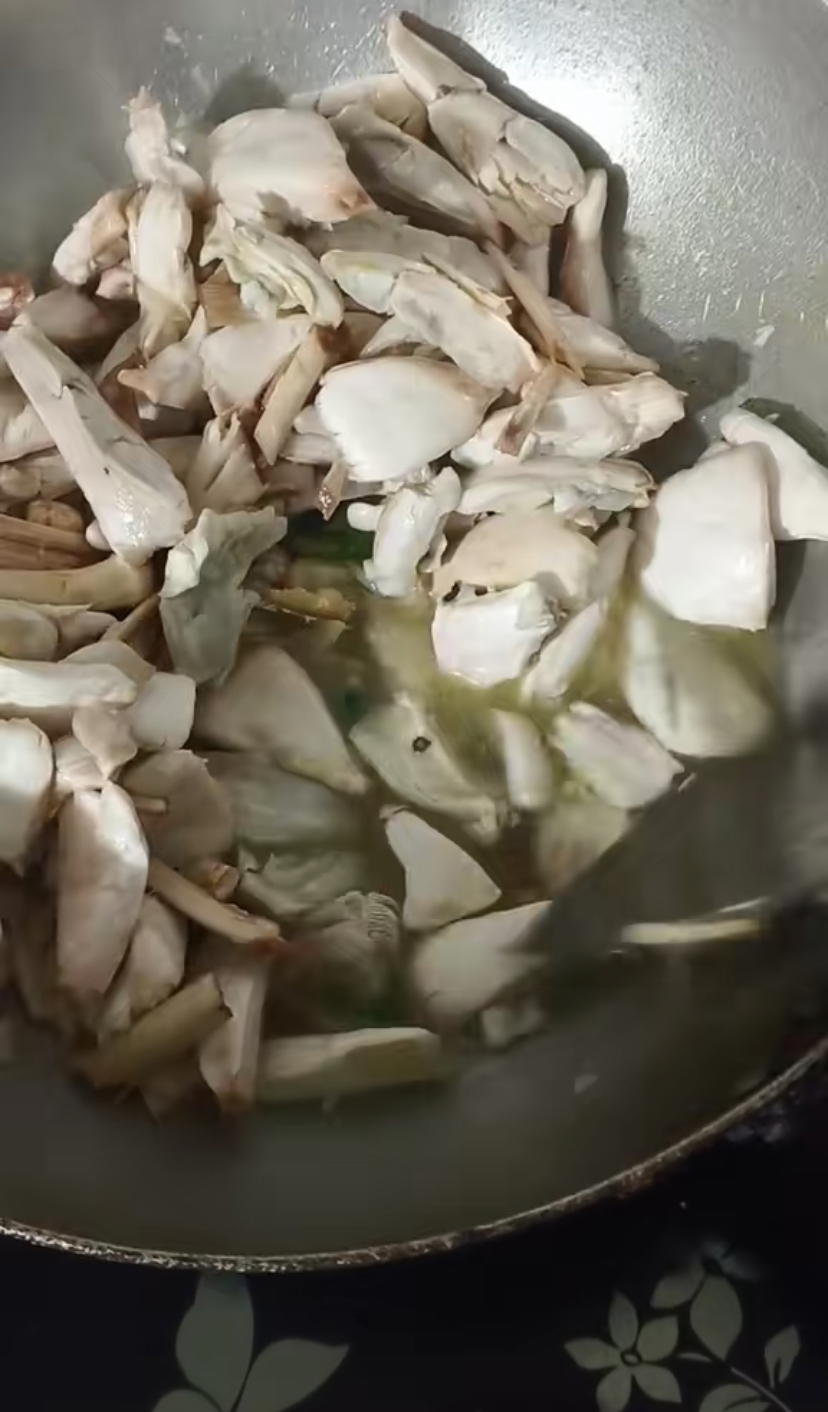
[{"x1": 1, "y1": 1094, "x2": 827, "y2": 1412}]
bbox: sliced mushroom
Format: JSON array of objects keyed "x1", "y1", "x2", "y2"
[
  {"x1": 185, "y1": 414, "x2": 264, "y2": 515},
  {"x1": 533, "y1": 796, "x2": 629, "y2": 893},
  {"x1": 491, "y1": 710, "x2": 556, "y2": 811},
  {"x1": 198, "y1": 947, "x2": 271, "y2": 1112},
  {"x1": 0, "y1": 383, "x2": 52, "y2": 463},
  {"x1": 409, "y1": 901, "x2": 548, "y2": 1028},
  {"x1": 3, "y1": 325, "x2": 191, "y2": 564},
  {"x1": 331, "y1": 102, "x2": 502, "y2": 245},
  {"x1": 289, "y1": 72, "x2": 428, "y2": 138},
  {"x1": 129, "y1": 182, "x2": 197, "y2": 356},
  {"x1": 305, "y1": 209, "x2": 504, "y2": 291},
  {"x1": 384, "y1": 806, "x2": 500, "y2": 930},
  {"x1": 0, "y1": 720, "x2": 53, "y2": 870},
  {"x1": 292, "y1": 891, "x2": 400, "y2": 1001},
  {"x1": 72, "y1": 703, "x2": 137, "y2": 779},
  {"x1": 200, "y1": 314, "x2": 311, "y2": 413},
  {"x1": 208, "y1": 108, "x2": 373, "y2": 226},
  {"x1": 159, "y1": 507, "x2": 286, "y2": 684},
  {"x1": 560, "y1": 169, "x2": 615, "y2": 328},
  {"x1": 350, "y1": 694, "x2": 504, "y2": 844},
  {"x1": 125, "y1": 88, "x2": 205, "y2": 200},
  {"x1": 637, "y1": 442, "x2": 776, "y2": 631},
  {"x1": 57, "y1": 783, "x2": 149, "y2": 1011},
  {"x1": 720, "y1": 407, "x2": 828, "y2": 541},
  {"x1": 322, "y1": 250, "x2": 537, "y2": 391},
  {"x1": 196, "y1": 641, "x2": 368, "y2": 796},
  {"x1": 204, "y1": 752, "x2": 358, "y2": 851},
  {"x1": 551, "y1": 701, "x2": 681, "y2": 808},
  {"x1": 432, "y1": 581, "x2": 556, "y2": 688},
  {"x1": 355, "y1": 465, "x2": 461, "y2": 597},
  {"x1": 122, "y1": 749, "x2": 234, "y2": 869},
  {"x1": 433, "y1": 508, "x2": 596, "y2": 607},
  {"x1": 387, "y1": 16, "x2": 584, "y2": 241},
  {"x1": 316, "y1": 356, "x2": 491, "y2": 483},
  {"x1": 98, "y1": 895, "x2": 187, "y2": 1038},
  {"x1": 257, "y1": 1027, "x2": 445, "y2": 1103},
  {"x1": 621, "y1": 595, "x2": 775, "y2": 758},
  {"x1": 118, "y1": 306, "x2": 208, "y2": 410},
  {"x1": 201, "y1": 207, "x2": 344, "y2": 326},
  {"x1": 51, "y1": 189, "x2": 131, "y2": 286}
]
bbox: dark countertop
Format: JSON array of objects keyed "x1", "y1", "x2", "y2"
[{"x1": 5, "y1": 1072, "x2": 828, "y2": 1412}]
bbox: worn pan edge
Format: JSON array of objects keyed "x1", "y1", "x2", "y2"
[{"x1": 1, "y1": 1034, "x2": 825, "y2": 1272}]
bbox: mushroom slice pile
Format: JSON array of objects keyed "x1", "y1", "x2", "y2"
[{"x1": 0, "y1": 13, "x2": 817, "y2": 1110}]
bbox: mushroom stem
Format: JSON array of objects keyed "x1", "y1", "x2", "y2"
[
  {"x1": 254, "y1": 329, "x2": 334, "y2": 464},
  {"x1": 103, "y1": 592, "x2": 160, "y2": 643},
  {"x1": 76, "y1": 974, "x2": 229, "y2": 1088},
  {"x1": 0, "y1": 555, "x2": 154, "y2": 609},
  {"x1": 147, "y1": 857, "x2": 285, "y2": 949}
]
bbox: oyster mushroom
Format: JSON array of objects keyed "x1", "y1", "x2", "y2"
[
  {"x1": 353, "y1": 465, "x2": 461, "y2": 597},
  {"x1": 185, "y1": 414, "x2": 264, "y2": 515},
  {"x1": 200, "y1": 314, "x2": 311, "y2": 413},
  {"x1": 26, "y1": 287, "x2": 132, "y2": 361},
  {"x1": 637, "y1": 442, "x2": 776, "y2": 631},
  {"x1": 409, "y1": 901, "x2": 548, "y2": 1028},
  {"x1": 0, "y1": 555, "x2": 153, "y2": 610},
  {"x1": 350, "y1": 694, "x2": 504, "y2": 844},
  {"x1": 432, "y1": 581, "x2": 556, "y2": 687},
  {"x1": 0, "y1": 655, "x2": 137, "y2": 735},
  {"x1": 159, "y1": 507, "x2": 286, "y2": 683},
  {"x1": 305, "y1": 209, "x2": 504, "y2": 291},
  {"x1": 122, "y1": 749, "x2": 234, "y2": 868},
  {"x1": 322, "y1": 249, "x2": 538, "y2": 391},
  {"x1": 2, "y1": 325, "x2": 191, "y2": 564},
  {"x1": 387, "y1": 16, "x2": 585, "y2": 241},
  {"x1": 98, "y1": 895, "x2": 188, "y2": 1038},
  {"x1": 533, "y1": 796, "x2": 629, "y2": 893},
  {"x1": 204, "y1": 753, "x2": 359, "y2": 851},
  {"x1": 254, "y1": 327, "x2": 337, "y2": 464},
  {"x1": 542, "y1": 298, "x2": 656, "y2": 375},
  {"x1": 491, "y1": 710, "x2": 556, "y2": 811},
  {"x1": 201, "y1": 207, "x2": 343, "y2": 326},
  {"x1": 129, "y1": 182, "x2": 197, "y2": 356},
  {"x1": 522, "y1": 523, "x2": 635, "y2": 702},
  {"x1": 0, "y1": 601, "x2": 60, "y2": 660},
  {"x1": 72, "y1": 703, "x2": 138, "y2": 779},
  {"x1": 57, "y1": 783, "x2": 149, "y2": 1012},
  {"x1": 720, "y1": 408, "x2": 828, "y2": 541},
  {"x1": 77, "y1": 974, "x2": 228, "y2": 1090},
  {"x1": 621, "y1": 596, "x2": 775, "y2": 758},
  {"x1": 0, "y1": 720, "x2": 53, "y2": 870},
  {"x1": 384, "y1": 805, "x2": 501, "y2": 930},
  {"x1": 560, "y1": 168, "x2": 615, "y2": 328},
  {"x1": 257, "y1": 1027, "x2": 444, "y2": 1103},
  {"x1": 119, "y1": 306, "x2": 208, "y2": 411},
  {"x1": 196, "y1": 640, "x2": 368, "y2": 796},
  {"x1": 125, "y1": 88, "x2": 205, "y2": 200},
  {"x1": 330, "y1": 102, "x2": 502, "y2": 245},
  {"x1": 198, "y1": 946, "x2": 270, "y2": 1111},
  {"x1": 289, "y1": 72, "x2": 428, "y2": 138},
  {"x1": 0, "y1": 383, "x2": 52, "y2": 462},
  {"x1": 550, "y1": 701, "x2": 681, "y2": 808},
  {"x1": 51, "y1": 189, "x2": 131, "y2": 286},
  {"x1": 316, "y1": 356, "x2": 492, "y2": 483},
  {"x1": 208, "y1": 107, "x2": 373, "y2": 226},
  {"x1": 125, "y1": 671, "x2": 196, "y2": 752},
  {"x1": 457, "y1": 455, "x2": 653, "y2": 518},
  {"x1": 292, "y1": 891, "x2": 401, "y2": 1001},
  {"x1": 433, "y1": 508, "x2": 597, "y2": 606},
  {"x1": 237, "y1": 846, "x2": 367, "y2": 921}
]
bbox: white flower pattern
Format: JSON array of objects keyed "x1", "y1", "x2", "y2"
[
  {"x1": 565, "y1": 1239, "x2": 803, "y2": 1412},
  {"x1": 567, "y1": 1291, "x2": 680, "y2": 1410}
]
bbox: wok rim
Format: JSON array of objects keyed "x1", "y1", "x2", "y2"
[{"x1": 1, "y1": 1032, "x2": 824, "y2": 1272}]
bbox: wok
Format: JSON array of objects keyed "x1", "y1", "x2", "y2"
[{"x1": 2, "y1": 0, "x2": 828, "y2": 1270}]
